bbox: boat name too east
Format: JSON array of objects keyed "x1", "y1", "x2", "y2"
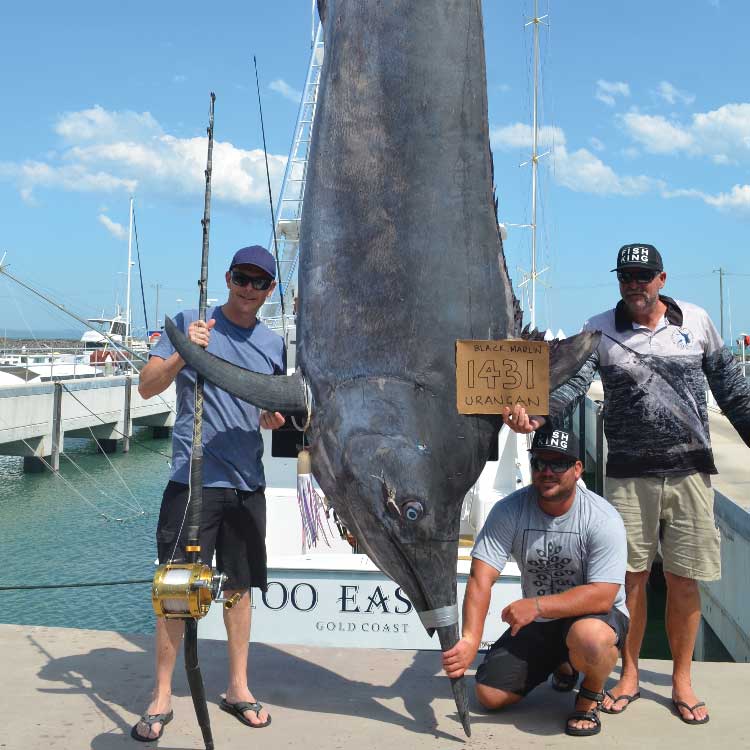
[{"x1": 256, "y1": 581, "x2": 414, "y2": 635}]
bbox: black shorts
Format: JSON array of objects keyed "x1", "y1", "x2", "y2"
[
  {"x1": 156, "y1": 481, "x2": 268, "y2": 591},
  {"x1": 475, "y1": 609, "x2": 629, "y2": 697}
]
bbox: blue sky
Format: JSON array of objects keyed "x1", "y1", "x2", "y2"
[{"x1": 1, "y1": 0, "x2": 749, "y2": 344}]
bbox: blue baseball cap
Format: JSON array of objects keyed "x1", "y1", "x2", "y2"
[{"x1": 229, "y1": 245, "x2": 276, "y2": 278}]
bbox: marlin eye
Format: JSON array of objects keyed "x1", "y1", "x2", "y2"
[{"x1": 403, "y1": 501, "x2": 424, "y2": 522}]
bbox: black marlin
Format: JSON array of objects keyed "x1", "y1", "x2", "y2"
[{"x1": 166, "y1": 0, "x2": 599, "y2": 735}]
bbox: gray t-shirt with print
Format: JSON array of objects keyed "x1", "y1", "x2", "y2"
[{"x1": 472, "y1": 484, "x2": 628, "y2": 619}]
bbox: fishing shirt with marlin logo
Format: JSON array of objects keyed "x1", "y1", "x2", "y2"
[{"x1": 550, "y1": 296, "x2": 750, "y2": 478}]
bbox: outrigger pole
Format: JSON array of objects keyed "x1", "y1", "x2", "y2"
[
  {"x1": 184, "y1": 91, "x2": 216, "y2": 750},
  {"x1": 253, "y1": 56, "x2": 286, "y2": 324}
]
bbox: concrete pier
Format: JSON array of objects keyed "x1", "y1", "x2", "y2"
[
  {"x1": 1, "y1": 623, "x2": 746, "y2": 749},
  {"x1": 0, "y1": 376, "x2": 175, "y2": 470}
]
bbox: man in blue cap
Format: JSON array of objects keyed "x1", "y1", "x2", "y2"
[{"x1": 132, "y1": 245, "x2": 285, "y2": 741}]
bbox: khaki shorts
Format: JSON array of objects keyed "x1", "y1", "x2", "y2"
[{"x1": 605, "y1": 474, "x2": 721, "y2": 581}]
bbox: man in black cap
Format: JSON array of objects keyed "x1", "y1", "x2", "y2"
[
  {"x1": 442, "y1": 427, "x2": 629, "y2": 737},
  {"x1": 502, "y1": 243, "x2": 750, "y2": 725},
  {"x1": 132, "y1": 245, "x2": 285, "y2": 741}
]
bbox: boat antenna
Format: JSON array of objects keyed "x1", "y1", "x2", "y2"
[
  {"x1": 517, "y1": 0, "x2": 550, "y2": 332},
  {"x1": 131, "y1": 204, "x2": 150, "y2": 333},
  {"x1": 253, "y1": 55, "x2": 286, "y2": 325},
  {"x1": 126, "y1": 197, "x2": 134, "y2": 347}
]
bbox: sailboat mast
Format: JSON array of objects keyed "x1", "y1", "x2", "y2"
[
  {"x1": 530, "y1": 0, "x2": 540, "y2": 331},
  {"x1": 126, "y1": 196, "x2": 134, "y2": 346}
]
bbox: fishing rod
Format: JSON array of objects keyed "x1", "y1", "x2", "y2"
[
  {"x1": 253, "y1": 55, "x2": 286, "y2": 324},
  {"x1": 150, "y1": 93, "x2": 229, "y2": 750},
  {"x1": 183, "y1": 90, "x2": 216, "y2": 750},
  {"x1": 0, "y1": 262, "x2": 148, "y2": 364}
]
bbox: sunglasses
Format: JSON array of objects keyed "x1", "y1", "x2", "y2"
[
  {"x1": 530, "y1": 456, "x2": 577, "y2": 474},
  {"x1": 617, "y1": 269, "x2": 659, "y2": 284},
  {"x1": 230, "y1": 269, "x2": 274, "y2": 290}
]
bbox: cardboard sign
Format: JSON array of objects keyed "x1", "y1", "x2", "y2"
[{"x1": 455, "y1": 339, "x2": 550, "y2": 415}]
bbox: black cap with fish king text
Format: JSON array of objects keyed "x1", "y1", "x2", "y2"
[
  {"x1": 529, "y1": 427, "x2": 580, "y2": 461},
  {"x1": 611, "y1": 243, "x2": 664, "y2": 272}
]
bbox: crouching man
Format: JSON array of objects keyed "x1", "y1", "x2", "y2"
[{"x1": 442, "y1": 427, "x2": 629, "y2": 737}]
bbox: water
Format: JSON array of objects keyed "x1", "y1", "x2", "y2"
[
  {"x1": 0, "y1": 432, "x2": 737, "y2": 661},
  {"x1": 0, "y1": 428, "x2": 171, "y2": 634}
]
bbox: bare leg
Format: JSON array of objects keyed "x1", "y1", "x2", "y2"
[
  {"x1": 567, "y1": 618, "x2": 618, "y2": 731},
  {"x1": 664, "y1": 572, "x2": 708, "y2": 722},
  {"x1": 222, "y1": 589, "x2": 270, "y2": 726},
  {"x1": 475, "y1": 683, "x2": 523, "y2": 710},
  {"x1": 133, "y1": 616, "x2": 184, "y2": 740},
  {"x1": 601, "y1": 570, "x2": 648, "y2": 712}
]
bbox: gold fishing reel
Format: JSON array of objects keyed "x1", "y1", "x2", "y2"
[{"x1": 151, "y1": 563, "x2": 240, "y2": 619}]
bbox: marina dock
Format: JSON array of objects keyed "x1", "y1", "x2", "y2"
[
  {"x1": 0, "y1": 376, "x2": 175, "y2": 470},
  {"x1": 3, "y1": 622, "x2": 746, "y2": 749}
]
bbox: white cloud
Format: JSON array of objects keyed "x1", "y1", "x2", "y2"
[
  {"x1": 269, "y1": 79, "x2": 302, "y2": 103},
  {"x1": 98, "y1": 213, "x2": 127, "y2": 239},
  {"x1": 596, "y1": 80, "x2": 630, "y2": 107},
  {"x1": 55, "y1": 105, "x2": 161, "y2": 144},
  {"x1": 656, "y1": 81, "x2": 695, "y2": 106},
  {"x1": 664, "y1": 184, "x2": 750, "y2": 217},
  {"x1": 553, "y1": 146, "x2": 660, "y2": 196},
  {"x1": 703, "y1": 184, "x2": 750, "y2": 215},
  {"x1": 0, "y1": 105, "x2": 286, "y2": 207},
  {"x1": 491, "y1": 121, "x2": 657, "y2": 197},
  {"x1": 0, "y1": 160, "x2": 137, "y2": 196},
  {"x1": 490, "y1": 123, "x2": 565, "y2": 150},
  {"x1": 620, "y1": 112, "x2": 694, "y2": 154},
  {"x1": 589, "y1": 137, "x2": 605, "y2": 152},
  {"x1": 621, "y1": 103, "x2": 750, "y2": 163}
]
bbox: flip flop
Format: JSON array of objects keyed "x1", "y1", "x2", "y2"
[
  {"x1": 130, "y1": 710, "x2": 174, "y2": 742},
  {"x1": 219, "y1": 698, "x2": 272, "y2": 728},
  {"x1": 672, "y1": 699, "x2": 710, "y2": 725},
  {"x1": 600, "y1": 690, "x2": 641, "y2": 714}
]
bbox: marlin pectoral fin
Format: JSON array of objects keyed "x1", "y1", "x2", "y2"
[
  {"x1": 547, "y1": 330, "x2": 601, "y2": 391},
  {"x1": 164, "y1": 316, "x2": 309, "y2": 416}
]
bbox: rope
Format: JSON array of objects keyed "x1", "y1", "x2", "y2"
[
  {"x1": 85, "y1": 425, "x2": 143, "y2": 510},
  {"x1": 62, "y1": 383, "x2": 173, "y2": 461},
  {"x1": 0, "y1": 579, "x2": 152, "y2": 592},
  {"x1": 0, "y1": 411, "x2": 152, "y2": 523},
  {"x1": 60, "y1": 447, "x2": 144, "y2": 517}
]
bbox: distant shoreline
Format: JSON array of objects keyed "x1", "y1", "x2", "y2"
[{"x1": 1, "y1": 337, "x2": 81, "y2": 350}]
